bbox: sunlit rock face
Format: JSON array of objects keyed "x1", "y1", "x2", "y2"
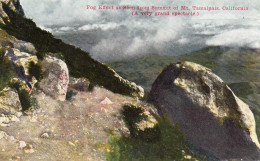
[{"x1": 148, "y1": 61, "x2": 260, "y2": 160}]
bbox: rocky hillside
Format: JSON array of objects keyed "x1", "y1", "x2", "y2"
[{"x1": 0, "y1": 1, "x2": 143, "y2": 97}]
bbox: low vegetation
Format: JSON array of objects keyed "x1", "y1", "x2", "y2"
[
  {"x1": 104, "y1": 105, "x2": 205, "y2": 161},
  {"x1": 0, "y1": 47, "x2": 15, "y2": 91},
  {"x1": 9, "y1": 80, "x2": 33, "y2": 111},
  {"x1": 28, "y1": 61, "x2": 43, "y2": 81}
]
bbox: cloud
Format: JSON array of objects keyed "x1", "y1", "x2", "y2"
[
  {"x1": 206, "y1": 28, "x2": 260, "y2": 49},
  {"x1": 20, "y1": 0, "x2": 260, "y2": 61},
  {"x1": 78, "y1": 23, "x2": 119, "y2": 31}
]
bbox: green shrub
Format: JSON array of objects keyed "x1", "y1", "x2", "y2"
[
  {"x1": 66, "y1": 90, "x2": 77, "y2": 101},
  {"x1": 0, "y1": 47, "x2": 15, "y2": 91},
  {"x1": 9, "y1": 81, "x2": 33, "y2": 111},
  {"x1": 18, "y1": 88, "x2": 33, "y2": 111},
  {"x1": 28, "y1": 61, "x2": 43, "y2": 81},
  {"x1": 121, "y1": 105, "x2": 161, "y2": 142},
  {"x1": 8, "y1": 81, "x2": 20, "y2": 91},
  {"x1": 104, "y1": 105, "x2": 205, "y2": 161}
]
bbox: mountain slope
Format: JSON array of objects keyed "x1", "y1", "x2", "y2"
[{"x1": 0, "y1": 2, "x2": 143, "y2": 97}]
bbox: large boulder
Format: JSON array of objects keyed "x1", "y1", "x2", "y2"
[
  {"x1": 40, "y1": 56, "x2": 69, "y2": 101},
  {"x1": 147, "y1": 61, "x2": 260, "y2": 160}
]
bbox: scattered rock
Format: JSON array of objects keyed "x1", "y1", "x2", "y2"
[
  {"x1": 15, "y1": 112, "x2": 22, "y2": 118},
  {"x1": 40, "y1": 56, "x2": 69, "y2": 101},
  {"x1": 40, "y1": 132, "x2": 49, "y2": 139},
  {"x1": 100, "y1": 97, "x2": 113, "y2": 105},
  {"x1": 0, "y1": 115, "x2": 10, "y2": 126},
  {"x1": 19, "y1": 141, "x2": 26, "y2": 149},
  {"x1": 10, "y1": 115, "x2": 19, "y2": 122},
  {"x1": 0, "y1": 88, "x2": 22, "y2": 115},
  {"x1": 0, "y1": 131, "x2": 7, "y2": 139},
  {"x1": 29, "y1": 116, "x2": 37, "y2": 122},
  {"x1": 23, "y1": 144, "x2": 34, "y2": 153},
  {"x1": 148, "y1": 61, "x2": 260, "y2": 160}
]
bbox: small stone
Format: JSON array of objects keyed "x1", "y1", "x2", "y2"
[
  {"x1": 2, "y1": 149, "x2": 5, "y2": 152},
  {"x1": 0, "y1": 117, "x2": 10, "y2": 126},
  {"x1": 0, "y1": 123, "x2": 10, "y2": 127},
  {"x1": 15, "y1": 112, "x2": 23, "y2": 118},
  {"x1": 40, "y1": 132, "x2": 49, "y2": 139},
  {"x1": 0, "y1": 131, "x2": 7, "y2": 139},
  {"x1": 30, "y1": 116, "x2": 37, "y2": 122},
  {"x1": 68, "y1": 141, "x2": 75, "y2": 147},
  {"x1": 23, "y1": 144, "x2": 35, "y2": 154},
  {"x1": 8, "y1": 136, "x2": 16, "y2": 142},
  {"x1": 19, "y1": 141, "x2": 26, "y2": 149},
  {"x1": 0, "y1": 116, "x2": 10, "y2": 124},
  {"x1": 100, "y1": 97, "x2": 113, "y2": 105},
  {"x1": 184, "y1": 155, "x2": 192, "y2": 159},
  {"x1": 10, "y1": 115, "x2": 20, "y2": 122}
]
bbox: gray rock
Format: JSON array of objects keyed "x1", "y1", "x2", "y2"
[
  {"x1": 0, "y1": 88, "x2": 22, "y2": 115},
  {"x1": 147, "y1": 61, "x2": 260, "y2": 160},
  {"x1": 40, "y1": 56, "x2": 69, "y2": 101},
  {"x1": 14, "y1": 41, "x2": 36, "y2": 54}
]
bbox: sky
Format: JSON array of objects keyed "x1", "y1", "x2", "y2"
[{"x1": 20, "y1": 0, "x2": 260, "y2": 61}]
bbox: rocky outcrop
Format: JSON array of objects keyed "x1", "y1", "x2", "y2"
[
  {"x1": 109, "y1": 66, "x2": 144, "y2": 97},
  {"x1": 147, "y1": 61, "x2": 260, "y2": 160},
  {"x1": 5, "y1": 48, "x2": 38, "y2": 89},
  {"x1": 0, "y1": 0, "x2": 24, "y2": 15},
  {"x1": 0, "y1": 0, "x2": 24, "y2": 24},
  {"x1": 40, "y1": 56, "x2": 69, "y2": 101}
]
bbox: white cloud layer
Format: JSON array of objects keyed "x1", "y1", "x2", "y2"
[
  {"x1": 20, "y1": 0, "x2": 260, "y2": 61},
  {"x1": 206, "y1": 28, "x2": 260, "y2": 48}
]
